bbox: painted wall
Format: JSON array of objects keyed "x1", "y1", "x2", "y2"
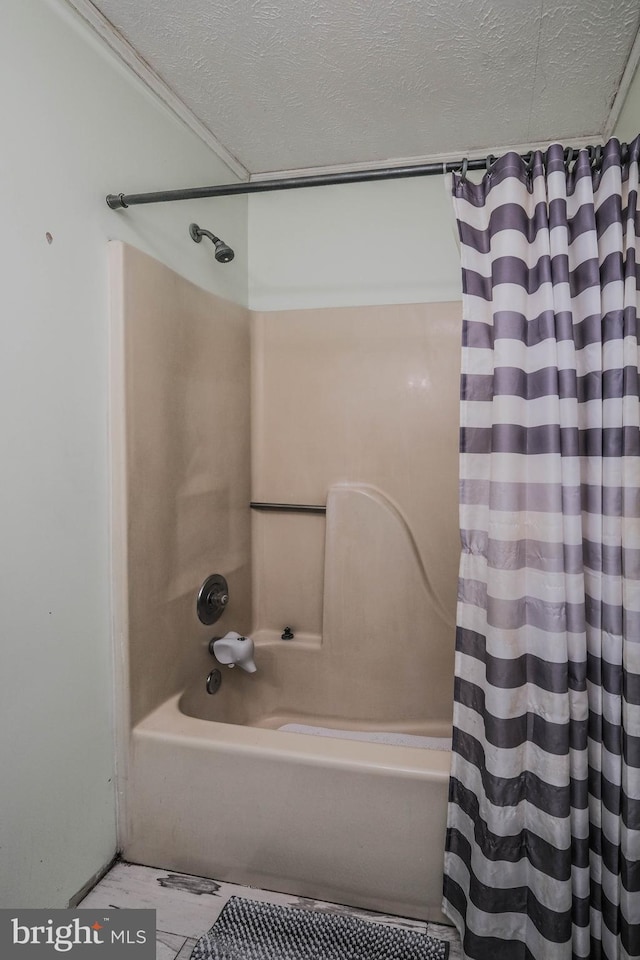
[
  {"x1": 248, "y1": 176, "x2": 462, "y2": 311},
  {"x1": 0, "y1": 0, "x2": 247, "y2": 909},
  {"x1": 614, "y1": 63, "x2": 640, "y2": 143}
]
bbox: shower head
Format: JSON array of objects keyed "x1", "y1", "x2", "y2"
[
  {"x1": 189, "y1": 222, "x2": 235, "y2": 263},
  {"x1": 212, "y1": 240, "x2": 234, "y2": 263}
]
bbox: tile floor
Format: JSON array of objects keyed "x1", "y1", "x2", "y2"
[{"x1": 79, "y1": 861, "x2": 462, "y2": 959}]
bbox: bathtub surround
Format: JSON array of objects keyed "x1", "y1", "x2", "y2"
[
  {"x1": 110, "y1": 242, "x2": 252, "y2": 735},
  {"x1": 189, "y1": 483, "x2": 455, "y2": 726},
  {"x1": 111, "y1": 243, "x2": 461, "y2": 923},
  {"x1": 443, "y1": 138, "x2": 640, "y2": 959},
  {"x1": 251, "y1": 303, "x2": 461, "y2": 641}
]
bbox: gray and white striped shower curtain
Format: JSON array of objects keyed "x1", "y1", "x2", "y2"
[{"x1": 443, "y1": 137, "x2": 640, "y2": 960}]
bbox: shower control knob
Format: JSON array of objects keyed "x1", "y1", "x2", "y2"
[{"x1": 197, "y1": 573, "x2": 230, "y2": 625}]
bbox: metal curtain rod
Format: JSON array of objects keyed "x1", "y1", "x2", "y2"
[
  {"x1": 106, "y1": 143, "x2": 599, "y2": 209},
  {"x1": 106, "y1": 158, "x2": 490, "y2": 208}
]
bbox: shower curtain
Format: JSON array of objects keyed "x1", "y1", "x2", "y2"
[{"x1": 443, "y1": 136, "x2": 640, "y2": 960}]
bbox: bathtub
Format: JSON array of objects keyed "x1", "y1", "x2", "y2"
[{"x1": 121, "y1": 633, "x2": 452, "y2": 924}]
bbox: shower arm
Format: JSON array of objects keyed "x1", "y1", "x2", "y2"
[{"x1": 190, "y1": 224, "x2": 221, "y2": 245}]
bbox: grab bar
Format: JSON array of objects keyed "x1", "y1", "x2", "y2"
[{"x1": 250, "y1": 502, "x2": 326, "y2": 515}]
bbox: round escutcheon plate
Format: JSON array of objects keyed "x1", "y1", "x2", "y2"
[{"x1": 197, "y1": 573, "x2": 229, "y2": 625}]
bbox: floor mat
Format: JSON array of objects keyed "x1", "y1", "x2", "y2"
[{"x1": 190, "y1": 896, "x2": 449, "y2": 959}]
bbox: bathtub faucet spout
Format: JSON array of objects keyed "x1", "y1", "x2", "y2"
[{"x1": 210, "y1": 631, "x2": 257, "y2": 673}]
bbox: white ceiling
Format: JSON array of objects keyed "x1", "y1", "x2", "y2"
[{"x1": 80, "y1": 0, "x2": 640, "y2": 178}]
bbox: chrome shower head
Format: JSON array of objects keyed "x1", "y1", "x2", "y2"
[
  {"x1": 189, "y1": 222, "x2": 235, "y2": 263},
  {"x1": 213, "y1": 240, "x2": 234, "y2": 263}
]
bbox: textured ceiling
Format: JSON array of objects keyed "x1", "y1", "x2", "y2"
[{"x1": 89, "y1": 0, "x2": 640, "y2": 175}]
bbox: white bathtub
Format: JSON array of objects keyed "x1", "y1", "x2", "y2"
[{"x1": 121, "y1": 658, "x2": 451, "y2": 924}]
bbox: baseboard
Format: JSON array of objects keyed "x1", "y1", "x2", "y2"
[{"x1": 67, "y1": 853, "x2": 120, "y2": 907}]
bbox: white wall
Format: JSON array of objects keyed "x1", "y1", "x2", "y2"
[
  {"x1": 0, "y1": 0, "x2": 247, "y2": 908},
  {"x1": 615, "y1": 64, "x2": 640, "y2": 142},
  {"x1": 248, "y1": 176, "x2": 462, "y2": 311}
]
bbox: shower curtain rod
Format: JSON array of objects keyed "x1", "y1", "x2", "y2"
[
  {"x1": 105, "y1": 158, "x2": 487, "y2": 208},
  {"x1": 105, "y1": 143, "x2": 598, "y2": 209}
]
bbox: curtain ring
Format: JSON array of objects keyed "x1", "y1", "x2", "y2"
[
  {"x1": 523, "y1": 150, "x2": 534, "y2": 175},
  {"x1": 460, "y1": 156, "x2": 469, "y2": 182},
  {"x1": 564, "y1": 147, "x2": 575, "y2": 169},
  {"x1": 486, "y1": 153, "x2": 496, "y2": 173},
  {"x1": 594, "y1": 144, "x2": 603, "y2": 170},
  {"x1": 621, "y1": 142, "x2": 629, "y2": 165}
]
